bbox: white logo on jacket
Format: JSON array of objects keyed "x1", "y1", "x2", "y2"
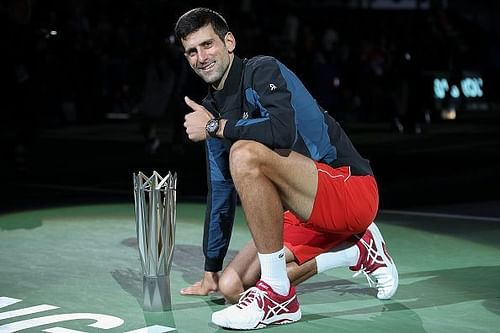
[{"x1": 269, "y1": 83, "x2": 277, "y2": 91}]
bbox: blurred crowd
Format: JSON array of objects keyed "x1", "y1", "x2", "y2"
[{"x1": 1, "y1": 0, "x2": 496, "y2": 170}]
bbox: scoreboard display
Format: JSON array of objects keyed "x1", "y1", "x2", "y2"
[
  {"x1": 430, "y1": 72, "x2": 488, "y2": 118},
  {"x1": 433, "y1": 75, "x2": 484, "y2": 100}
]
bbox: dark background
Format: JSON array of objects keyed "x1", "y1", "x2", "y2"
[{"x1": 1, "y1": 0, "x2": 499, "y2": 216}]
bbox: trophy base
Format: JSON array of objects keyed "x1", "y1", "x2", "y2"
[{"x1": 142, "y1": 275, "x2": 172, "y2": 312}]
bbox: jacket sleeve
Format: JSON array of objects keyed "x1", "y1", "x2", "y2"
[
  {"x1": 203, "y1": 137, "x2": 237, "y2": 272},
  {"x1": 223, "y1": 57, "x2": 297, "y2": 149}
]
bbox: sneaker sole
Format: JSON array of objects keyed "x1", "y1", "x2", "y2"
[
  {"x1": 213, "y1": 309, "x2": 302, "y2": 330},
  {"x1": 257, "y1": 309, "x2": 302, "y2": 330},
  {"x1": 368, "y1": 223, "x2": 399, "y2": 299}
]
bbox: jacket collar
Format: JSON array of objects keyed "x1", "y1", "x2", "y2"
[{"x1": 208, "y1": 55, "x2": 243, "y2": 101}]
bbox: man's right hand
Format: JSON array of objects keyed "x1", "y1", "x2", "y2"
[
  {"x1": 180, "y1": 271, "x2": 219, "y2": 296},
  {"x1": 183, "y1": 96, "x2": 213, "y2": 142}
]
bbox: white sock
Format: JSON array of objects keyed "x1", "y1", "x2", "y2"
[
  {"x1": 258, "y1": 248, "x2": 290, "y2": 296},
  {"x1": 316, "y1": 244, "x2": 360, "y2": 274}
]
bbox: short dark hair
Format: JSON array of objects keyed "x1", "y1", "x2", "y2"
[{"x1": 174, "y1": 7, "x2": 229, "y2": 43}]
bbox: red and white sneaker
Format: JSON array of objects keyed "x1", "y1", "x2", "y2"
[
  {"x1": 350, "y1": 223, "x2": 399, "y2": 299},
  {"x1": 211, "y1": 280, "x2": 301, "y2": 330}
]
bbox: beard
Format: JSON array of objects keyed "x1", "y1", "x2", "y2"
[
  {"x1": 194, "y1": 52, "x2": 231, "y2": 88},
  {"x1": 195, "y1": 64, "x2": 225, "y2": 85}
]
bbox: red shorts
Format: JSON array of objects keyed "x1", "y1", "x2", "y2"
[{"x1": 283, "y1": 163, "x2": 378, "y2": 264}]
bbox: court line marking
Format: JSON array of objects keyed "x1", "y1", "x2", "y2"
[
  {"x1": 0, "y1": 305, "x2": 59, "y2": 320},
  {"x1": 381, "y1": 209, "x2": 500, "y2": 222}
]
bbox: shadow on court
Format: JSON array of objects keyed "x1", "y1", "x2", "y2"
[{"x1": 299, "y1": 266, "x2": 500, "y2": 315}]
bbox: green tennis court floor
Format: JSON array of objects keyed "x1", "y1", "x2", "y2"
[{"x1": 1, "y1": 203, "x2": 499, "y2": 332}]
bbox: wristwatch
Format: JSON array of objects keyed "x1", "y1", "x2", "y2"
[{"x1": 205, "y1": 118, "x2": 220, "y2": 138}]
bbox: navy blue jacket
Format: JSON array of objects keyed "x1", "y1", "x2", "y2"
[{"x1": 201, "y1": 55, "x2": 373, "y2": 272}]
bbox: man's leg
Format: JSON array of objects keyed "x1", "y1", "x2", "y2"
[
  {"x1": 229, "y1": 141, "x2": 319, "y2": 293},
  {"x1": 229, "y1": 141, "x2": 319, "y2": 245},
  {"x1": 219, "y1": 222, "x2": 398, "y2": 304},
  {"x1": 285, "y1": 217, "x2": 398, "y2": 300},
  {"x1": 218, "y1": 240, "x2": 317, "y2": 304},
  {"x1": 212, "y1": 141, "x2": 317, "y2": 329},
  {"x1": 217, "y1": 240, "x2": 260, "y2": 303},
  {"x1": 211, "y1": 141, "x2": 398, "y2": 329},
  {"x1": 219, "y1": 228, "x2": 398, "y2": 304}
]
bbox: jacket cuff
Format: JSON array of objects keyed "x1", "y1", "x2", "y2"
[
  {"x1": 222, "y1": 119, "x2": 237, "y2": 141},
  {"x1": 204, "y1": 257, "x2": 224, "y2": 272}
]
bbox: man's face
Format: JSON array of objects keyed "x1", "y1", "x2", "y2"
[{"x1": 181, "y1": 24, "x2": 235, "y2": 89}]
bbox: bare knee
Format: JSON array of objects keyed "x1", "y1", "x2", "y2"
[
  {"x1": 229, "y1": 140, "x2": 265, "y2": 181},
  {"x1": 219, "y1": 270, "x2": 245, "y2": 304}
]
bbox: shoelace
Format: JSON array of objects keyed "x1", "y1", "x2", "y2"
[
  {"x1": 353, "y1": 265, "x2": 377, "y2": 287},
  {"x1": 236, "y1": 286, "x2": 294, "y2": 321},
  {"x1": 237, "y1": 287, "x2": 263, "y2": 308},
  {"x1": 352, "y1": 234, "x2": 385, "y2": 287}
]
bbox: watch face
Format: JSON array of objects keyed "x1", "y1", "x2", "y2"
[
  {"x1": 206, "y1": 119, "x2": 219, "y2": 136},
  {"x1": 207, "y1": 120, "x2": 217, "y2": 131}
]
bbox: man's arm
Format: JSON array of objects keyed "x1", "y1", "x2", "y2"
[
  {"x1": 203, "y1": 138, "x2": 237, "y2": 271},
  {"x1": 180, "y1": 271, "x2": 219, "y2": 296},
  {"x1": 180, "y1": 138, "x2": 237, "y2": 296},
  {"x1": 221, "y1": 57, "x2": 297, "y2": 149}
]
